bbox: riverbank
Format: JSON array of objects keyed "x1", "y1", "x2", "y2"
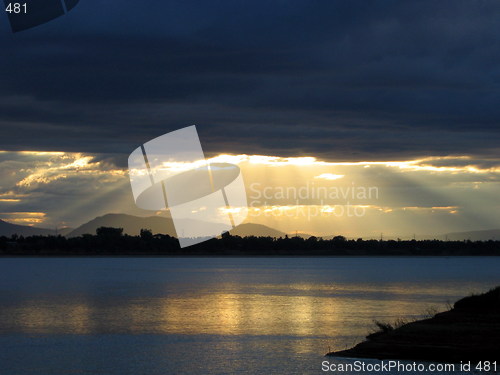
[{"x1": 326, "y1": 286, "x2": 500, "y2": 363}]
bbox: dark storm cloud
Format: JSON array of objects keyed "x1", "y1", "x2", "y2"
[{"x1": 0, "y1": 0, "x2": 499, "y2": 160}]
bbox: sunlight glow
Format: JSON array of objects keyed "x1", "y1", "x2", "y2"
[
  {"x1": 314, "y1": 173, "x2": 345, "y2": 180},
  {"x1": 0, "y1": 211, "x2": 47, "y2": 225},
  {"x1": 205, "y1": 154, "x2": 500, "y2": 174},
  {"x1": 18, "y1": 151, "x2": 66, "y2": 156},
  {"x1": 129, "y1": 153, "x2": 500, "y2": 177},
  {"x1": 16, "y1": 153, "x2": 125, "y2": 187},
  {"x1": 1, "y1": 150, "x2": 498, "y2": 234},
  {"x1": 402, "y1": 206, "x2": 459, "y2": 214}
]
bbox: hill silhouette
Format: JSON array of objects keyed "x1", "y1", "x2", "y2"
[
  {"x1": 0, "y1": 219, "x2": 54, "y2": 237},
  {"x1": 441, "y1": 228, "x2": 500, "y2": 241},
  {"x1": 229, "y1": 223, "x2": 286, "y2": 238},
  {"x1": 68, "y1": 214, "x2": 177, "y2": 237},
  {"x1": 68, "y1": 213, "x2": 288, "y2": 238},
  {"x1": 3, "y1": 212, "x2": 500, "y2": 241}
]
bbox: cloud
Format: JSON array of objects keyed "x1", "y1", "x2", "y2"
[
  {"x1": 1, "y1": 2, "x2": 500, "y2": 235},
  {"x1": 0, "y1": 150, "x2": 498, "y2": 234},
  {"x1": 314, "y1": 174, "x2": 345, "y2": 181},
  {"x1": 0, "y1": 151, "x2": 130, "y2": 227},
  {"x1": 0, "y1": 1, "x2": 499, "y2": 160},
  {"x1": 0, "y1": 211, "x2": 46, "y2": 225}
]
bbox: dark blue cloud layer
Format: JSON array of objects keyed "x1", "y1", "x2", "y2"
[{"x1": 0, "y1": 0, "x2": 499, "y2": 161}]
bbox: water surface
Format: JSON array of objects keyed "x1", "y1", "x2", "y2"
[{"x1": 0, "y1": 257, "x2": 498, "y2": 374}]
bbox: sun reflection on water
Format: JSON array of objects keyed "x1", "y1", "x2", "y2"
[{"x1": 1, "y1": 282, "x2": 453, "y2": 354}]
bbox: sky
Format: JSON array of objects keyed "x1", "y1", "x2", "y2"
[{"x1": 0, "y1": 1, "x2": 499, "y2": 237}]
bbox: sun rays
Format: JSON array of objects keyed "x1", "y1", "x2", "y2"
[{"x1": 0, "y1": 150, "x2": 498, "y2": 236}]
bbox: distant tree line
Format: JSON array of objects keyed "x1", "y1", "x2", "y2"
[{"x1": 0, "y1": 226, "x2": 499, "y2": 256}]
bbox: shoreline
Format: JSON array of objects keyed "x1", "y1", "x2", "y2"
[{"x1": 326, "y1": 286, "x2": 500, "y2": 363}]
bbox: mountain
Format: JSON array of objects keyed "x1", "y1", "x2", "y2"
[
  {"x1": 0, "y1": 219, "x2": 54, "y2": 237},
  {"x1": 68, "y1": 214, "x2": 177, "y2": 237},
  {"x1": 57, "y1": 227, "x2": 74, "y2": 236},
  {"x1": 229, "y1": 223, "x2": 286, "y2": 238},
  {"x1": 68, "y1": 213, "x2": 238, "y2": 237},
  {"x1": 48, "y1": 212, "x2": 500, "y2": 241},
  {"x1": 67, "y1": 213, "x2": 289, "y2": 238},
  {"x1": 441, "y1": 229, "x2": 500, "y2": 241}
]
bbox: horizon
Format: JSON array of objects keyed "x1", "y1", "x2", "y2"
[{"x1": 1, "y1": 1, "x2": 500, "y2": 241}]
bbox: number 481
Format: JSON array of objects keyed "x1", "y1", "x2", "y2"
[
  {"x1": 476, "y1": 361, "x2": 497, "y2": 372},
  {"x1": 5, "y1": 3, "x2": 27, "y2": 14}
]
